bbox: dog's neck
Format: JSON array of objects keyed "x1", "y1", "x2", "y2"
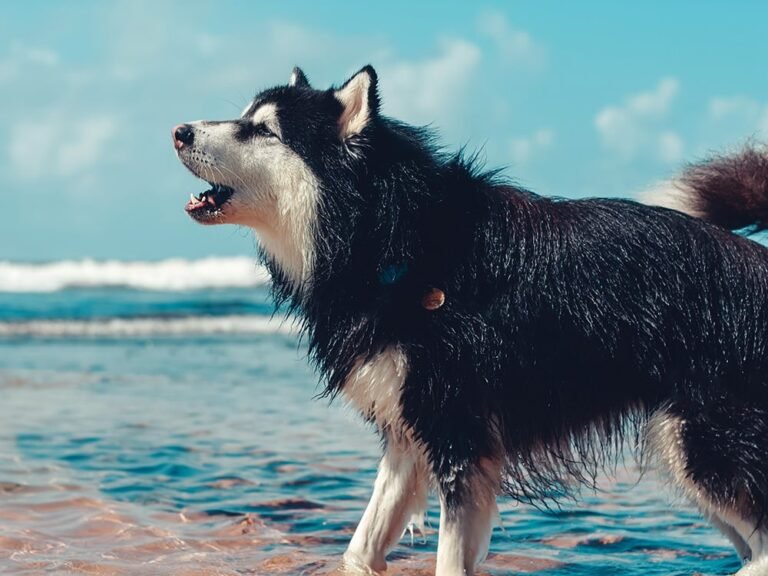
[
  {"x1": 255, "y1": 223, "x2": 313, "y2": 291},
  {"x1": 248, "y1": 165, "x2": 321, "y2": 292}
]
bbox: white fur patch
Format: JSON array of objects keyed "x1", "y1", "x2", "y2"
[
  {"x1": 646, "y1": 410, "x2": 692, "y2": 497},
  {"x1": 343, "y1": 347, "x2": 409, "y2": 433},
  {"x1": 244, "y1": 149, "x2": 318, "y2": 286},
  {"x1": 637, "y1": 180, "x2": 702, "y2": 218},
  {"x1": 251, "y1": 103, "x2": 283, "y2": 139}
]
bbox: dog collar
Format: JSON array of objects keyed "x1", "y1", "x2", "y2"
[
  {"x1": 378, "y1": 262, "x2": 409, "y2": 285},
  {"x1": 377, "y1": 262, "x2": 445, "y2": 310}
]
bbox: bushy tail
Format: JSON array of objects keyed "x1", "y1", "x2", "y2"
[{"x1": 643, "y1": 144, "x2": 768, "y2": 232}]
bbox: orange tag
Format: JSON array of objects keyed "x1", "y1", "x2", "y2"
[{"x1": 421, "y1": 288, "x2": 445, "y2": 310}]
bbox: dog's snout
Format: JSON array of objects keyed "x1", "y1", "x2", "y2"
[{"x1": 172, "y1": 124, "x2": 195, "y2": 150}]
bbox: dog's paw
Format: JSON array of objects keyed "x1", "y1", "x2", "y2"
[
  {"x1": 734, "y1": 555, "x2": 768, "y2": 576},
  {"x1": 338, "y1": 551, "x2": 384, "y2": 575}
]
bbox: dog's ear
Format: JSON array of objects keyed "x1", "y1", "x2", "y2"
[
  {"x1": 334, "y1": 65, "x2": 379, "y2": 139},
  {"x1": 289, "y1": 67, "x2": 310, "y2": 88}
]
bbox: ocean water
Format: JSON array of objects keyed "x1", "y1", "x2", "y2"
[{"x1": 0, "y1": 259, "x2": 743, "y2": 575}]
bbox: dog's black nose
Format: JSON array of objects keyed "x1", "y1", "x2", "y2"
[{"x1": 172, "y1": 124, "x2": 194, "y2": 149}]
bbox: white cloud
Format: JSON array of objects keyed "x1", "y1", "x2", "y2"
[
  {"x1": 657, "y1": 131, "x2": 684, "y2": 163},
  {"x1": 709, "y1": 96, "x2": 761, "y2": 120},
  {"x1": 0, "y1": 59, "x2": 18, "y2": 84},
  {"x1": 510, "y1": 129, "x2": 554, "y2": 165},
  {"x1": 0, "y1": 44, "x2": 59, "y2": 84},
  {"x1": 626, "y1": 78, "x2": 678, "y2": 115},
  {"x1": 477, "y1": 10, "x2": 543, "y2": 67},
  {"x1": 708, "y1": 95, "x2": 768, "y2": 138},
  {"x1": 595, "y1": 77, "x2": 682, "y2": 163},
  {"x1": 57, "y1": 117, "x2": 117, "y2": 176},
  {"x1": 267, "y1": 20, "x2": 339, "y2": 58},
  {"x1": 9, "y1": 122, "x2": 54, "y2": 179},
  {"x1": 9, "y1": 115, "x2": 117, "y2": 180},
  {"x1": 195, "y1": 33, "x2": 220, "y2": 57},
  {"x1": 24, "y1": 47, "x2": 59, "y2": 67},
  {"x1": 203, "y1": 20, "x2": 385, "y2": 93},
  {"x1": 380, "y1": 38, "x2": 481, "y2": 127}
]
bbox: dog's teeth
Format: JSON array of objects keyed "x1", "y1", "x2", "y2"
[{"x1": 190, "y1": 193, "x2": 196, "y2": 201}]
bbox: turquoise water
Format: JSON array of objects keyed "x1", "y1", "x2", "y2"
[{"x1": 0, "y1": 277, "x2": 743, "y2": 574}]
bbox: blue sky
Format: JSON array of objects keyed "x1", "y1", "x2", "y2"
[{"x1": 2, "y1": 1, "x2": 767, "y2": 261}]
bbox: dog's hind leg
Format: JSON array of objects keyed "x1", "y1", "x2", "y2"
[
  {"x1": 728, "y1": 516, "x2": 768, "y2": 575},
  {"x1": 736, "y1": 556, "x2": 768, "y2": 576},
  {"x1": 343, "y1": 438, "x2": 429, "y2": 574},
  {"x1": 648, "y1": 403, "x2": 768, "y2": 574},
  {"x1": 434, "y1": 457, "x2": 501, "y2": 576},
  {"x1": 709, "y1": 513, "x2": 752, "y2": 563}
]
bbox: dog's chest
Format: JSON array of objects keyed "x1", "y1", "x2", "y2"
[{"x1": 342, "y1": 347, "x2": 408, "y2": 430}]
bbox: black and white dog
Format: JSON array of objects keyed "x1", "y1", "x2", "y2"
[{"x1": 173, "y1": 66, "x2": 768, "y2": 576}]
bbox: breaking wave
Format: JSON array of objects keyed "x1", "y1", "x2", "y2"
[
  {"x1": 0, "y1": 315, "x2": 297, "y2": 338},
  {"x1": 0, "y1": 258, "x2": 271, "y2": 293}
]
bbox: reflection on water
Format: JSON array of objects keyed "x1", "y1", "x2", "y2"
[{"x1": 0, "y1": 335, "x2": 742, "y2": 575}]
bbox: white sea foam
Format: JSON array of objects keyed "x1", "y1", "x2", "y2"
[
  {"x1": 0, "y1": 257, "x2": 271, "y2": 292},
  {"x1": 0, "y1": 315, "x2": 298, "y2": 338}
]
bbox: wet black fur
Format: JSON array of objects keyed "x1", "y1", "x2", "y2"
[{"x1": 246, "y1": 67, "x2": 768, "y2": 520}]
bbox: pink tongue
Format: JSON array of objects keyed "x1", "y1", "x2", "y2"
[
  {"x1": 185, "y1": 198, "x2": 207, "y2": 212},
  {"x1": 185, "y1": 190, "x2": 219, "y2": 211}
]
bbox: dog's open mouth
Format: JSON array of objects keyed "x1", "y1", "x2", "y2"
[{"x1": 185, "y1": 183, "x2": 235, "y2": 223}]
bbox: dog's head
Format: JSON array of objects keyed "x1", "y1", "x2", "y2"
[{"x1": 173, "y1": 66, "x2": 380, "y2": 284}]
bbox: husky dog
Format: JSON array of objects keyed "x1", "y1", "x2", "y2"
[{"x1": 173, "y1": 66, "x2": 768, "y2": 575}]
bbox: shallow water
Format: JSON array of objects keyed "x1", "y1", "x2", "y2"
[{"x1": 0, "y1": 281, "x2": 744, "y2": 575}]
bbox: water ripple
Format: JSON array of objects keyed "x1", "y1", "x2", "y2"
[{"x1": 0, "y1": 334, "x2": 744, "y2": 575}]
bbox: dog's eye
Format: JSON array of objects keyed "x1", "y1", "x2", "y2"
[{"x1": 254, "y1": 124, "x2": 275, "y2": 138}]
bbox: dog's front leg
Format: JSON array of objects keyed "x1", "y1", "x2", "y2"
[
  {"x1": 343, "y1": 439, "x2": 429, "y2": 574},
  {"x1": 435, "y1": 458, "x2": 500, "y2": 576}
]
